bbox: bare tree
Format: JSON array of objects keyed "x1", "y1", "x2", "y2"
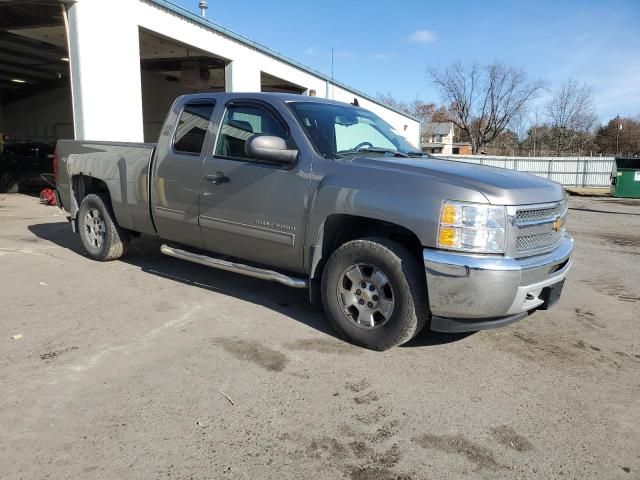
[
  {"x1": 546, "y1": 79, "x2": 597, "y2": 155},
  {"x1": 375, "y1": 93, "x2": 448, "y2": 124},
  {"x1": 429, "y1": 62, "x2": 545, "y2": 154},
  {"x1": 594, "y1": 116, "x2": 640, "y2": 156}
]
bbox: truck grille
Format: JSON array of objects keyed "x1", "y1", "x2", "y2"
[
  {"x1": 516, "y1": 203, "x2": 564, "y2": 224},
  {"x1": 516, "y1": 231, "x2": 562, "y2": 252},
  {"x1": 513, "y1": 200, "x2": 567, "y2": 256}
]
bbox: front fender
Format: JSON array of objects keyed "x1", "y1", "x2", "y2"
[{"x1": 303, "y1": 167, "x2": 488, "y2": 275}]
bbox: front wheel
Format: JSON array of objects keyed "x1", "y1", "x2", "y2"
[
  {"x1": 321, "y1": 237, "x2": 429, "y2": 350},
  {"x1": 78, "y1": 193, "x2": 130, "y2": 261}
]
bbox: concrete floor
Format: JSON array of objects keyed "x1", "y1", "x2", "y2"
[{"x1": 1, "y1": 193, "x2": 639, "y2": 480}]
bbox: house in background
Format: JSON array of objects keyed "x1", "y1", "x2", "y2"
[
  {"x1": 421, "y1": 122, "x2": 472, "y2": 155},
  {"x1": 421, "y1": 122, "x2": 453, "y2": 154}
]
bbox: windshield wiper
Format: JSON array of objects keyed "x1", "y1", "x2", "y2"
[
  {"x1": 336, "y1": 147, "x2": 409, "y2": 158},
  {"x1": 407, "y1": 151, "x2": 427, "y2": 157}
]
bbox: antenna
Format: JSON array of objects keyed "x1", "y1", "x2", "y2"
[
  {"x1": 199, "y1": 0, "x2": 208, "y2": 18},
  {"x1": 330, "y1": 47, "x2": 336, "y2": 156},
  {"x1": 330, "y1": 47, "x2": 334, "y2": 100}
]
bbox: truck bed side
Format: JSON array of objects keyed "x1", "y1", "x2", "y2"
[{"x1": 56, "y1": 139, "x2": 157, "y2": 235}]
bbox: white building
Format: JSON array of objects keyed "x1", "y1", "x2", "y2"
[
  {"x1": 0, "y1": 0, "x2": 420, "y2": 146},
  {"x1": 421, "y1": 122, "x2": 454, "y2": 154},
  {"x1": 420, "y1": 122, "x2": 472, "y2": 155}
]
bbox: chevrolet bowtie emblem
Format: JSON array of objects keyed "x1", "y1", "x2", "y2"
[{"x1": 553, "y1": 218, "x2": 565, "y2": 232}]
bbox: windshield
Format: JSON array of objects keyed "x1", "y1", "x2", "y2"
[{"x1": 288, "y1": 101, "x2": 419, "y2": 159}]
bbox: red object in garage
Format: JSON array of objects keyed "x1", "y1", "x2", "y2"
[{"x1": 39, "y1": 188, "x2": 57, "y2": 206}]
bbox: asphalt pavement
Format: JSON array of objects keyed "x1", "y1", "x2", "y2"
[{"x1": 1, "y1": 193, "x2": 639, "y2": 480}]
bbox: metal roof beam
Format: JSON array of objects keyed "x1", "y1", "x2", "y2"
[
  {"x1": 0, "y1": 32, "x2": 66, "y2": 57},
  {"x1": 0, "y1": 59, "x2": 62, "y2": 80},
  {"x1": 0, "y1": 43, "x2": 65, "y2": 66},
  {"x1": 0, "y1": 51, "x2": 67, "y2": 70},
  {"x1": 0, "y1": 2, "x2": 63, "y2": 30}
]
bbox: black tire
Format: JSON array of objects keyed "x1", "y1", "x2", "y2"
[
  {"x1": 321, "y1": 237, "x2": 429, "y2": 350},
  {"x1": 78, "y1": 193, "x2": 130, "y2": 261},
  {"x1": 0, "y1": 171, "x2": 19, "y2": 193}
]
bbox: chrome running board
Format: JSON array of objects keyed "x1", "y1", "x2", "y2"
[{"x1": 160, "y1": 244, "x2": 308, "y2": 289}]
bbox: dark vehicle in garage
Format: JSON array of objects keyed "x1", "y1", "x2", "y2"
[
  {"x1": 0, "y1": 141, "x2": 54, "y2": 193},
  {"x1": 54, "y1": 93, "x2": 573, "y2": 350}
]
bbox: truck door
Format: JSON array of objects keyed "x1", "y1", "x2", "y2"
[
  {"x1": 198, "y1": 100, "x2": 310, "y2": 273},
  {"x1": 151, "y1": 100, "x2": 216, "y2": 249}
]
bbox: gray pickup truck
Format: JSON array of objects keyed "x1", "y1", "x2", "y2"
[{"x1": 55, "y1": 92, "x2": 573, "y2": 350}]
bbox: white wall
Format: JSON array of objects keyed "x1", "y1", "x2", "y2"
[
  {"x1": 0, "y1": 86, "x2": 74, "y2": 142},
  {"x1": 66, "y1": 0, "x2": 144, "y2": 142},
  {"x1": 63, "y1": 0, "x2": 420, "y2": 146}
]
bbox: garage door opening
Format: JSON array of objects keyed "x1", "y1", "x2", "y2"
[
  {"x1": 0, "y1": 0, "x2": 73, "y2": 193},
  {"x1": 139, "y1": 28, "x2": 227, "y2": 142},
  {"x1": 261, "y1": 72, "x2": 305, "y2": 94}
]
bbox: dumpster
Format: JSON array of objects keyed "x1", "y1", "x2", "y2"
[{"x1": 611, "y1": 157, "x2": 640, "y2": 198}]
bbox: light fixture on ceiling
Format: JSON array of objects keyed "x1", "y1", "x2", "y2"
[
  {"x1": 11, "y1": 78, "x2": 26, "y2": 84},
  {"x1": 61, "y1": 57, "x2": 69, "y2": 62}
]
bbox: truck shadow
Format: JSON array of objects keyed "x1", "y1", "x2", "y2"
[{"x1": 28, "y1": 221, "x2": 471, "y2": 349}]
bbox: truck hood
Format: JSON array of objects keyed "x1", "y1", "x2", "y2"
[{"x1": 346, "y1": 156, "x2": 565, "y2": 205}]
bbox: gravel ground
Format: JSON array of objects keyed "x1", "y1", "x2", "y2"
[{"x1": 1, "y1": 193, "x2": 639, "y2": 480}]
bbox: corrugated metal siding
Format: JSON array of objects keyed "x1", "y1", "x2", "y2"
[{"x1": 436, "y1": 155, "x2": 615, "y2": 188}]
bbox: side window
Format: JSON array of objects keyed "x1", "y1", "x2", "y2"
[
  {"x1": 215, "y1": 104, "x2": 288, "y2": 160},
  {"x1": 173, "y1": 102, "x2": 216, "y2": 155}
]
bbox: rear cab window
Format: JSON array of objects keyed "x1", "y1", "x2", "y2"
[{"x1": 173, "y1": 102, "x2": 216, "y2": 155}]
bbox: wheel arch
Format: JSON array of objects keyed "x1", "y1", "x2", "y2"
[
  {"x1": 309, "y1": 214, "x2": 424, "y2": 282},
  {"x1": 69, "y1": 175, "x2": 118, "y2": 230}
]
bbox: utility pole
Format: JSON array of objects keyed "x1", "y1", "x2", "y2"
[
  {"x1": 330, "y1": 48, "x2": 334, "y2": 100},
  {"x1": 616, "y1": 115, "x2": 622, "y2": 157}
]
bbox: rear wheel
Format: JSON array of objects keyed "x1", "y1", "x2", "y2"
[
  {"x1": 321, "y1": 237, "x2": 429, "y2": 350},
  {"x1": 78, "y1": 193, "x2": 130, "y2": 261}
]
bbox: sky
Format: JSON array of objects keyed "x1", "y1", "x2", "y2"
[{"x1": 174, "y1": 0, "x2": 640, "y2": 124}]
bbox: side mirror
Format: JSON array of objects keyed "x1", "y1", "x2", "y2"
[{"x1": 245, "y1": 134, "x2": 298, "y2": 165}]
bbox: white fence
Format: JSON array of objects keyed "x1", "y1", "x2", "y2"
[{"x1": 436, "y1": 155, "x2": 615, "y2": 188}]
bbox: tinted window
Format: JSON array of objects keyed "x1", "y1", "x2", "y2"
[
  {"x1": 173, "y1": 102, "x2": 215, "y2": 154},
  {"x1": 215, "y1": 104, "x2": 287, "y2": 160}
]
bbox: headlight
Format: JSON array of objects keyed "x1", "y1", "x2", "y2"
[{"x1": 438, "y1": 201, "x2": 506, "y2": 253}]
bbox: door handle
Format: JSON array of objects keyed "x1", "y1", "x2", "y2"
[{"x1": 205, "y1": 172, "x2": 230, "y2": 185}]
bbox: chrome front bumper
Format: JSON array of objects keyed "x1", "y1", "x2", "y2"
[{"x1": 423, "y1": 234, "x2": 574, "y2": 332}]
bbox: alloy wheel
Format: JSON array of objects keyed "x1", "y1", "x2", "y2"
[{"x1": 336, "y1": 263, "x2": 395, "y2": 330}]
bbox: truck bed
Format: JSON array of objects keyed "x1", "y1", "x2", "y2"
[{"x1": 56, "y1": 140, "x2": 157, "y2": 236}]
